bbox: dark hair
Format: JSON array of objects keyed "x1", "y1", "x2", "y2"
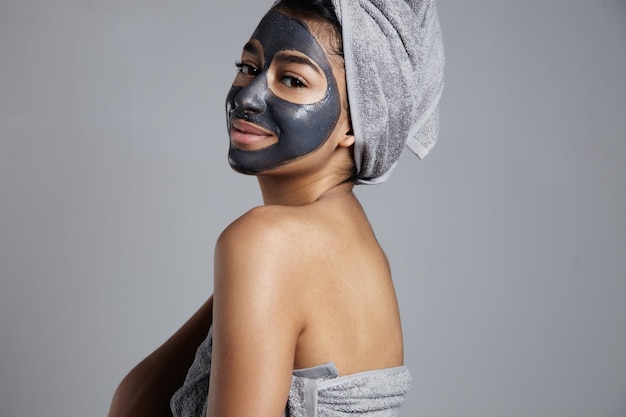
[
  {"x1": 273, "y1": 0, "x2": 343, "y2": 59},
  {"x1": 274, "y1": 0, "x2": 341, "y2": 30}
]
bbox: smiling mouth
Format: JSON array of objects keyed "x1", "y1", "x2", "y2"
[{"x1": 229, "y1": 118, "x2": 278, "y2": 150}]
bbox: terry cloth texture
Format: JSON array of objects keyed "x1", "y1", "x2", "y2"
[
  {"x1": 170, "y1": 326, "x2": 412, "y2": 417},
  {"x1": 331, "y1": 0, "x2": 444, "y2": 184}
]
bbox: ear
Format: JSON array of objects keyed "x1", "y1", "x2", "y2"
[{"x1": 338, "y1": 129, "x2": 355, "y2": 148}]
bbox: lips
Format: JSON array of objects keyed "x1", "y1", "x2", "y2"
[{"x1": 229, "y1": 118, "x2": 277, "y2": 150}]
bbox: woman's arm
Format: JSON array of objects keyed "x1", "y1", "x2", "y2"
[
  {"x1": 207, "y1": 209, "x2": 305, "y2": 417},
  {"x1": 107, "y1": 296, "x2": 213, "y2": 417}
]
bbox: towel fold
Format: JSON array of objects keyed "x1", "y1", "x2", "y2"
[{"x1": 287, "y1": 362, "x2": 411, "y2": 416}]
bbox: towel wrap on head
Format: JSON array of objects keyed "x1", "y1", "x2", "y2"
[{"x1": 331, "y1": 0, "x2": 444, "y2": 184}]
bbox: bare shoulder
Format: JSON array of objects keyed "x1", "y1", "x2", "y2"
[{"x1": 216, "y1": 204, "x2": 334, "y2": 270}]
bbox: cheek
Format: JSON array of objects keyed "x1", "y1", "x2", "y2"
[
  {"x1": 274, "y1": 92, "x2": 341, "y2": 139},
  {"x1": 256, "y1": 99, "x2": 337, "y2": 169},
  {"x1": 225, "y1": 84, "x2": 239, "y2": 106},
  {"x1": 225, "y1": 86, "x2": 240, "y2": 126}
]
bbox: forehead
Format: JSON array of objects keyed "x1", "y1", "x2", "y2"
[{"x1": 249, "y1": 11, "x2": 330, "y2": 68}]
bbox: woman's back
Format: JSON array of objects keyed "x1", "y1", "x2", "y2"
[
  {"x1": 283, "y1": 184, "x2": 404, "y2": 375},
  {"x1": 215, "y1": 182, "x2": 403, "y2": 375},
  {"x1": 171, "y1": 186, "x2": 408, "y2": 417},
  {"x1": 205, "y1": 183, "x2": 403, "y2": 416}
]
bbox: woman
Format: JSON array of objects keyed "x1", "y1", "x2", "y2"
[{"x1": 108, "y1": 0, "x2": 443, "y2": 416}]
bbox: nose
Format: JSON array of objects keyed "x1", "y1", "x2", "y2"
[{"x1": 234, "y1": 73, "x2": 269, "y2": 115}]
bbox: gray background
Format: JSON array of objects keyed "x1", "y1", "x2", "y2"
[{"x1": 1, "y1": 0, "x2": 625, "y2": 416}]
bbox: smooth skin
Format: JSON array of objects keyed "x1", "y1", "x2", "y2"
[{"x1": 108, "y1": 9, "x2": 404, "y2": 417}]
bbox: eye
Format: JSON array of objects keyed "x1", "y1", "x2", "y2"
[
  {"x1": 235, "y1": 61, "x2": 260, "y2": 76},
  {"x1": 280, "y1": 74, "x2": 306, "y2": 88}
]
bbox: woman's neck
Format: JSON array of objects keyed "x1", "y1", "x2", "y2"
[{"x1": 257, "y1": 171, "x2": 354, "y2": 206}]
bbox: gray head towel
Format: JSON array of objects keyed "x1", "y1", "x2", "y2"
[{"x1": 331, "y1": 0, "x2": 445, "y2": 184}]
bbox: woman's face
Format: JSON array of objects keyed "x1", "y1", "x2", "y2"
[{"x1": 225, "y1": 11, "x2": 344, "y2": 174}]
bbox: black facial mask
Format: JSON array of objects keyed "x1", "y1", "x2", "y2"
[{"x1": 225, "y1": 11, "x2": 341, "y2": 174}]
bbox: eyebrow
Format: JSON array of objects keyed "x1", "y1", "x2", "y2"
[{"x1": 272, "y1": 53, "x2": 323, "y2": 76}]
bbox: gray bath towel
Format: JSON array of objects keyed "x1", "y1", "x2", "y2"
[
  {"x1": 287, "y1": 362, "x2": 411, "y2": 416},
  {"x1": 170, "y1": 326, "x2": 411, "y2": 416},
  {"x1": 331, "y1": 0, "x2": 445, "y2": 184}
]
